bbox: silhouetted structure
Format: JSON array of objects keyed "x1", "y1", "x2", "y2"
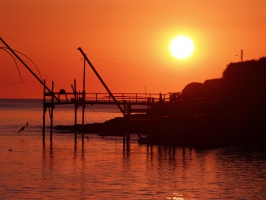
[
  {"x1": 140, "y1": 58, "x2": 266, "y2": 147},
  {"x1": 75, "y1": 58, "x2": 266, "y2": 147},
  {"x1": 2, "y1": 37, "x2": 265, "y2": 147}
]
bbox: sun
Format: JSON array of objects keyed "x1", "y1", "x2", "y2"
[{"x1": 169, "y1": 36, "x2": 194, "y2": 59}]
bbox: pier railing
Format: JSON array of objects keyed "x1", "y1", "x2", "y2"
[
  {"x1": 83, "y1": 93, "x2": 168, "y2": 103},
  {"x1": 46, "y1": 92, "x2": 171, "y2": 105}
]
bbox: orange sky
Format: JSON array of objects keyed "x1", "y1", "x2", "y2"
[{"x1": 1, "y1": 0, "x2": 266, "y2": 99}]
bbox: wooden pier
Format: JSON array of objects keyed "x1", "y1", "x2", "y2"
[
  {"x1": 42, "y1": 80, "x2": 169, "y2": 146},
  {"x1": 0, "y1": 37, "x2": 173, "y2": 148}
]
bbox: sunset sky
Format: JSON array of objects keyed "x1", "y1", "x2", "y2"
[{"x1": 1, "y1": 0, "x2": 266, "y2": 99}]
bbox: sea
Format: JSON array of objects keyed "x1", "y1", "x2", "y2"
[{"x1": 0, "y1": 99, "x2": 265, "y2": 199}]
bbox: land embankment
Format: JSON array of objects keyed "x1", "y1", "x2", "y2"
[{"x1": 55, "y1": 58, "x2": 266, "y2": 147}]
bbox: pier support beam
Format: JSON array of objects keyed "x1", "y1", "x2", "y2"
[
  {"x1": 49, "y1": 81, "x2": 55, "y2": 144},
  {"x1": 42, "y1": 106, "x2": 46, "y2": 145},
  {"x1": 74, "y1": 80, "x2": 78, "y2": 143},
  {"x1": 42, "y1": 80, "x2": 46, "y2": 145},
  {"x1": 82, "y1": 56, "x2": 86, "y2": 142}
]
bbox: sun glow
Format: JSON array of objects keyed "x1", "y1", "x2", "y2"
[{"x1": 170, "y1": 36, "x2": 194, "y2": 59}]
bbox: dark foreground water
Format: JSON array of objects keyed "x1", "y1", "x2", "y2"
[{"x1": 0, "y1": 99, "x2": 265, "y2": 199}]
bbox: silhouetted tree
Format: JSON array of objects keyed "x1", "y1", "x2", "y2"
[
  {"x1": 181, "y1": 82, "x2": 204, "y2": 99},
  {"x1": 203, "y1": 78, "x2": 221, "y2": 97},
  {"x1": 219, "y1": 57, "x2": 266, "y2": 100}
]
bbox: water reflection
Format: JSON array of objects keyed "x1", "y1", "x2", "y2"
[
  {"x1": 73, "y1": 136, "x2": 86, "y2": 160},
  {"x1": 3, "y1": 99, "x2": 264, "y2": 199},
  {"x1": 42, "y1": 140, "x2": 54, "y2": 169},
  {"x1": 42, "y1": 136, "x2": 89, "y2": 169},
  {"x1": 37, "y1": 135, "x2": 265, "y2": 199},
  {"x1": 166, "y1": 193, "x2": 184, "y2": 200}
]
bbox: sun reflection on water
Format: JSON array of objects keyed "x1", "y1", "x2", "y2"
[{"x1": 166, "y1": 193, "x2": 185, "y2": 200}]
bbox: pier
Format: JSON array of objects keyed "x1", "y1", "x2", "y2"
[
  {"x1": 0, "y1": 37, "x2": 171, "y2": 149},
  {"x1": 42, "y1": 80, "x2": 170, "y2": 148},
  {"x1": 2, "y1": 37, "x2": 266, "y2": 148}
]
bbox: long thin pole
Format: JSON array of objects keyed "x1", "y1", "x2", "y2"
[
  {"x1": 50, "y1": 81, "x2": 54, "y2": 144},
  {"x1": 82, "y1": 56, "x2": 86, "y2": 141},
  {"x1": 0, "y1": 37, "x2": 59, "y2": 101},
  {"x1": 42, "y1": 80, "x2": 46, "y2": 145},
  {"x1": 74, "y1": 80, "x2": 78, "y2": 142},
  {"x1": 77, "y1": 47, "x2": 126, "y2": 116},
  {"x1": 83, "y1": 56, "x2": 86, "y2": 98}
]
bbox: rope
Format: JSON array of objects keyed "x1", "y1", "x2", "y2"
[{"x1": 0, "y1": 47, "x2": 23, "y2": 83}]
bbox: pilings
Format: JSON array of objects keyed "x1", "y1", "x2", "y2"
[
  {"x1": 50, "y1": 81, "x2": 55, "y2": 144},
  {"x1": 42, "y1": 80, "x2": 46, "y2": 146},
  {"x1": 42, "y1": 80, "x2": 158, "y2": 148},
  {"x1": 42, "y1": 79, "x2": 87, "y2": 146},
  {"x1": 74, "y1": 79, "x2": 78, "y2": 143},
  {"x1": 42, "y1": 80, "x2": 55, "y2": 145}
]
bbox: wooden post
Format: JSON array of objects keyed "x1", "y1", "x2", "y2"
[
  {"x1": 42, "y1": 79, "x2": 46, "y2": 145},
  {"x1": 74, "y1": 104, "x2": 78, "y2": 143},
  {"x1": 82, "y1": 92, "x2": 85, "y2": 142},
  {"x1": 82, "y1": 104, "x2": 85, "y2": 142},
  {"x1": 82, "y1": 56, "x2": 86, "y2": 142},
  {"x1": 74, "y1": 80, "x2": 78, "y2": 142},
  {"x1": 127, "y1": 103, "x2": 131, "y2": 117},
  {"x1": 77, "y1": 47, "x2": 126, "y2": 116},
  {"x1": 50, "y1": 81, "x2": 54, "y2": 144}
]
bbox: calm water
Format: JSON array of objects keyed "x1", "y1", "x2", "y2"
[{"x1": 0, "y1": 99, "x2": 265, "y2": 199}]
